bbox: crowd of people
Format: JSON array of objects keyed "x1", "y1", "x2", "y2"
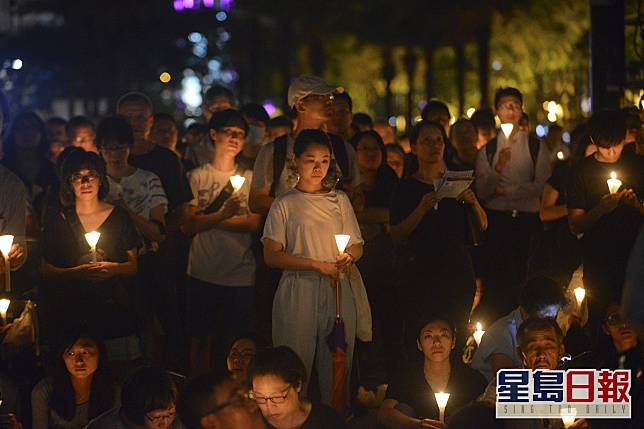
[{"x1": 0, "y1": 74, "x2": 642, "y2": 429}]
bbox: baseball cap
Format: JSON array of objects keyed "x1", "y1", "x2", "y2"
[{"x1": 287, "y1": 75, "x2": 344, "y2": 108}]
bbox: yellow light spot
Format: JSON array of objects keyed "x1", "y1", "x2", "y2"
[
  {"x1": 396, "y1": 115, "x2": 407, "y2": 133},
  {"x1": 466, "y1": 107, "x2": 476, "y2": 118},
  {"x1": 159, "y1": 72, "x2": 171, "y2": 83},
  {"x1": 547, "y1": 112, "x2": 557, "y2": 122}
]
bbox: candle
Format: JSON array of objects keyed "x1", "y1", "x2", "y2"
[
  {"x1": 561, "y1": 407, "x2": 577, "y2": 428},
  {"x1": 84, "y1": 231, "x2": 101, "y2": 263},
  {"x1": 0, "y1": 298, "x2": 10, "y2": 324},
  {"x1": 334, "y1": 234, "x2": 351, "y2": 255},
  {"x1": 607, "y1": 171, "x2": 622, "y2": 194},
  {"x1": 573, "y1": 287, "x2": 585, "y2": 308},
  {"x1": 500, "y1": 123, "x2": 514, "y2": 140},
  {"x1": 230, "y1": 175, "x2": 246, "y2": 192},
  {"x1": 0, "y1": 235, "x2": 13, "y2": 293},
  {"x1": 557, "y1": 151, "x2": 565, "y2": 160},
  {"x1": 473, "y1": 322, "x2": 485, "y2": 346},
  {"x1": 434, "y1": 392, "x2": 450, "y2": 423}
]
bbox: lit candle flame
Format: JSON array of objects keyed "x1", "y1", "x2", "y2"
[
  {"x1": 574, "y1": 287, "x2": 585, "y2": 307},
  {"x1": 434, "y1": 392, "x2": 450, "y2": 423},
  {"x1": 230, "y1": 175, "x2": 246, "y2": 192},
  {"x1": 473, "y1": 322, "x2": 485, "y2": 346},
  {"x1": 334, "y1": 234, "x2": 350, "y2": 255},
  {"x1": 84, "y1": 231, "x2": 101, "y2": 248},
  {"x1": 561, "y1": 407, "x2": 577, "y2": 428},
  {"x1": 0, "y1": 235, "x2": 13, "y2": 257},
  {"x1": 610, "y1": 171, "x2": 616, "y2": 180},
  {"x1": 607, "y1": 171, "x2": 622, "y2": 194},
  {"x1": 557, "y1": 151, "x2": 564, "y2": 160},
  {"x1": 500, "y1": 123, "x2": 514, "y2": 139},
  {"x1": 0, "y1": 298, "x2": 10, "y2": 323}
]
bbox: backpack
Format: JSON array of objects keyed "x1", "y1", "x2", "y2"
[{"x1": 269, "y1": 133, "x2": 350, "y2": 197}]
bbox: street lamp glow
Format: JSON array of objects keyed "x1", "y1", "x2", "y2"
[
  {"x1": 230, "y1": 175, "x2": 246, "y2": 192},
  {"x1": 434, "y1": 392, "x2": 450, "y2": 422},
  {"x1": 334, "y1": 234, "x2": 350, "y2": 255},
  {"x1": 466, "y1": 107, "x2": 476, "y2": 118},
  {"x1": 500, "y1": 123, "x2": 513, "y2": 139},
  {"x1": 159, "y1": 72, "x2": 171, "y2": 83}
]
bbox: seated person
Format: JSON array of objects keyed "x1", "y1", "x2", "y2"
[
  {"x1": 31, "y1": 332, "x2": 116, "y2": 429},
  {"x1": 177, "y1": 372, "x2": 265, "y2": 429},
  {"x1": 85, "y1": 366, "x2": 183, "y2": 429},
  {"x1": 249, "y1": 346, "x2": 346, "y2": 429},
  {"x1": 471, "y1": 275, "x2": 567, "y2": 382},
  {"x1": 227, "y1": 335, "x2": 259, "y2": 384},
  {"x1": 377, "y1": 314, "x2": 487, "y2": 428}
]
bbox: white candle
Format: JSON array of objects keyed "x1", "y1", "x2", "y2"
[
  {"x1": 473, "y1": 322, "x2": 485, "y2": 346},
  {"x1": 573, "y1": 287, "x2": 585, "y2": 308},
  {"x1": 607, "y1": 171, "x2": 622, "y2": 194},
  {"x1": 0, "y1": 298, "x2": 10, "y2": 324},
  {"x1": 500, "y1": 123, "x2": 514, "y2": 140},
  {"x1": 557, "y1": 151, "x2": 565, "y2": 160},
  {"x1": 230, "y1": 175, "x2": 246, "y2": 192},
  {"x1": 434, "y1": 392, "x2": 450, "y2": 423},
  {"x1": 0, "y1": 235, "x2": 14, "y2": 293},
  {"x1": 561, "y1": 407, "x2": 577, "y2": 428},
  {"x1": 334, "y1": 234, "x2": 351, "y2": 255},
  {"x1": 84, "y1": 231, "x2": 101, "y2": 263}
]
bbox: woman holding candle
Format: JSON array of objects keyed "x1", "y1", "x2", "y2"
[
  {"x1": 263, "y1": 129, "x2": 363, "y2": 405},
  {"x1": 567, "y1": 111, "x2": 644, "y2": 324},
  {"x1": 377, "y1": 314, "x2": 486, "y2": 428},
  {"x1": 41, "y1": 150, "x2": 140, "y2": 366}
]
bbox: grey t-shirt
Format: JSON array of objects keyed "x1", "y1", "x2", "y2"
[{"x1": 31, "y1": 378, "x2": 90, "y2": 429}]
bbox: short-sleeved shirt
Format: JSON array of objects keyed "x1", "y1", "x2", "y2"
[
  {"x1": 106, "y1": 168, "x2": 168, "y2": 220},
  {"x1": 0, "y1": 165, "x2": 27, "y2": 245},
  {"x1": 262, "y1": 188, "x2": 363, "y2": 265},
  {"x1": 385, "y1": 360, "x2": 487, "y2": 421},
  {"x1": 470, "y1": 307, "x2": 524, "y2": 382},
  {"x1": 251, "y1": 134, "x2": 362, "y2": 197},
  {"x1": 129, "y1": 145, "x2": 193, "y2": 212},
  {"x1": 547, "y1": 161, "x2": 569, "y2": 206},
  {"x1": 266, "y1": 403, "x2": 346, "y2": 429},
  {"x1": 187, "y1": 164, "x2": 255, "y2": 287},
  {"x1": 31, "y1": 378, "x2": 92, "y2": 429}
]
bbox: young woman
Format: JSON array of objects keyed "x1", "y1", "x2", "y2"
[
  {"x1": 31, "y1": 332, "x2": 116, "y2": 429},
  {"x1": 250, "y1": 346, "x2": 346, "y2": 429},
  {"x1": 377, "y1": 315, "x2": 486, "y2": 428},
  {"x1": 263, "y1": 129, "x2": 363, "y2": 405},
  {"x1": 41, "y1": 150, "x2": 140, "y2": 364},
  {"x1": 390, "y1": 121, "x2": 487, "y2": 348}
]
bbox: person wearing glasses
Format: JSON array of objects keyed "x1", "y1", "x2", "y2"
[
  {"x1": 86, "y1": 366, "x2": 184, "y2": 429},
  {"x1": 249, "y1": 346, "x2": 346, "y2": 429},
  {"x1": 227, "y1": 336, "x2": 259, "y2": 384},
  {"x1": 41, "y1": 149, "x2": 140, "y2": 365}
]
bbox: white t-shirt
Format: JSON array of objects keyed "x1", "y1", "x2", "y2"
[
  {"x1": 107, "y1": 168, "x2": 168, "y2": 219},
  {"x1": 187, "y1": 164, "x2": 255, "y2": 287},
  {"x1": 262, "y1": 188, "x2": 363, "y2": 265}
]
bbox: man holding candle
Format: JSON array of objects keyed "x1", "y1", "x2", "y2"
[
  {"x1": 182, "y1": 109, "x2": 261, "y2": 376},
  {"x1": 567, "y1": 110, "x2": 644, "y2": 326},
  {"x1": 0, "y1": 164, "x2": 29, "y2": 294}
]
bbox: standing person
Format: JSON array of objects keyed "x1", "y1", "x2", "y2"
[
  {"x1": 0, "y1": 163, "x2": 28, "y2": 290},
  {"x1": 239, "y1": 103, "x2": 270, "y2": 171},
  {"x1": 41, "y1": 150, "x2": 141, "y2": 367},
  {"x1": 150, "y1": 113, "x2": 180, "y2": 154},
  {"x1": 385, "y1": 144, "x2": 406, "y2": 179},
  {"x1": 266, "y1": 116, "x2": 293, "y2": 143},
  {"x1": 46, "y1": 117, "x2": 68, "y2": 162},
  {"x1": 327, "y1": 92, "x2": 354, "y2": 142},
  {"x1": 421, "y1": 100, "x2": 451, "y2": 136},
  {"x1": 390, "y1": 121, "x2": 487, "y2": 350},
  {"x1": 31, "y1": 332, "x2": 116, "y2": 429},
  {"x1": 448, "y1": 119, "x2": 479, "y2": 171},
  {"x1": 567, "y1": 110, "x2": 644, "y2": 324},
  {"x1": 470, "y1": 108, "x2": 497, "y2": 150},
  {"x1": 474, "y1": 87, "x2": 551, "y2": 322},
  {"x1": 262, "y1": 129, "x2": 363, "y2": 404},
  {"x1": 182, "y1": 109, "x2": 261, "y2": 375},
  {"x1": 67, "y1": 116, "x2": 98, "y2": 154}
]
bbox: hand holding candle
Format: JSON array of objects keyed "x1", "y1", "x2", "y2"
[
  {"x1": 473, "y1": 322, "x2": 485, "y2": 346},
  {"x1": 574, "y1": 287, "x2": 585, "y2": 308},
  {"x1": 0, "y1": 298, "x2": 10, "y2": 324},
  {"x1": 0, "y1": 235, "x2": 14, "y2": 293},
  {"x1": 84, "y1": 231, "x2": 101, "y2": 263},
  {"x1": 434, "y1": 392, "x2": 450, "y2": 423},
  {"x1": 607, "y1": 171, "x2": 622, "y2": 194},
  {"x1": 334, "y1": 234, "x2": 352, "y2": 276}
]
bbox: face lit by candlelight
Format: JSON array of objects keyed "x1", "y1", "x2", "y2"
[
  {"x1": 62, "y1": 337, "x2": 99, "y2": 380},
  {"x1": 294, "y1": 143, "x2": 331, "y2": 186},
  {"x1": 417, "y1": 320, "x2": 455, "y2": 364},
  {"x1": 227, "y1": 338, "x2": 257, "y2": 382},
  {"x1": 595, "y1": 142, "x2": 624, "y2": 163},
  {"x1": 101, "y1": 141, "x2": 130, "y2": 170},
  {"x1": 211, "y1": 126, "x2": 246, "y2": 159},
  {"x1": 495, "y1": 95, "x2": 522, "y2": 126},
  {"x1": 70, "y1": 168, "x2": 101, "y2": 201},
  {"x1": 251, "y1": 374, "x2": 300, "y2": 427},
  {"x1": 519, "y1": 328, "x2": 564, "y2": 370}
]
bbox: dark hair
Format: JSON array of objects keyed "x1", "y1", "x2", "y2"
[
  {"x1": 208, "y1": 109, "x2": 249, "y2": 134},
  {"x1": 268, "y1": 115, "x2": 293, "y2": 130},
  {"x1": 569, "y1": 123, "x2": 591, "y2": 165},
  {"x1": 3, "y1": 111, "x2": 49, "y2": 163},
  {"x1": 59, "y1": 150, "x2": 110, "y2": 206},
  {"x1": 117, "y1": 92, "x2": 153, "y2": 112},
  {"x1": 293, "y1": 129, "x2": 333, "y2": 157},
  {"x1": 204, "y1": 85, "x2": 235, "y2": 104},
  {"x1": 333, "y1": 92, "x2": 353, "y2": 111},
  {"x1": 241, "y1": 103, "x2": 270, "y2": 126},
  {"x1": 421, "y1": 100, "x2": 451, "y2": 121},
  {"x1": 177, "y1": 372, "x2": 229, "y2": 429},
  {"x1": 470, "y1": 108, "x2": 496, "y2": 133},
  {"x1": 385, "y1": 142, "x2": 405, "y2": 158},
  {"x1": 249, "y1": 346, "x2": 307, "y2": 389},
  {"x1": 121, "y1": 367, "x2": 178, "y2": 425},
  {"x1": 0, "y1": 90, "x2": 9, "y2": 136},
  {"x1": 46, "y1": 117, "x2": 67, "y2": 128},
  {"x1": 410, "y1": 120, "x2": 448, "y2": 147},
  {"x1": 621, "y1": 107, "x2": 641, "y2": 130},
  {"x1": 517, "y1": 317, "x2": 564, "y2": 350},
  {"x1": 519, "y1": 275, "x2": 567, "y2": 316},
  {"x1": 185, "y1": 122, "x2": 208, "y2": 135},
  {"x1": 96, "y1": 116, "x2": 135, "y2": 149},
  {"x1": 415, "y1": 313, "x2": 457, "y2": 340},
  {"x1": 494, "y1": 87, "x2": 523, "y2": 108},
  {"x1": 449, "y1": 119, "x2": 477, "y2": 146},
  {"x1": 153, "y1": 113, "x2": 177, "y2": 126},
  {"x1": 351, "y1": 130, "x2": 399, "y2": 198},
  {"x1": 50, "y1": 331, "x2": 114, "y2": 422},
  {"x1": 227, "y1": 333, "x2": 265, "y2": 354},
  {"x1": 66, "y1": 116, "x2": 95, "y2": 137},
  {"x1": 587, "y1": 110, "x2": 627, "y2": 148},
  {"x1": 352, "y1": 112, "x2": 373, "y2": 129}
]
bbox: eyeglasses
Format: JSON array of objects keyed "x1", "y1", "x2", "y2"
[
  {"x1": 249, "y1": 386, "x2": 290, "y2": 404},
  {"x1": 145, "y1": 408, "x2": 176, "y2": 424},
  {"x1": 606, "y1": 314, "x2": 628, "y2": 327},
  {"x1": 70, "y1": 172, "x2": 100, "y2": 184},
  {"x1": 220, "y1": 129, "x2": 246, "y2": 139}
]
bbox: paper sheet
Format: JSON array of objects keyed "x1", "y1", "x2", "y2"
[{"x1": 433, "y1": 170, "x2": 474, "y2": 200}]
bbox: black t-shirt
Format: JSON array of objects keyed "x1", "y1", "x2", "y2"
[
  {"x1": 390, "y1": 176, "x2": 469, "y2": 252},
  {"x1": 547, "y1": 161, "x2": 570, "y2": 206},
  {"x1": 129, "y1": 145, "x2": 193, "y2": 212},
  {"x1": 384, "y1": 360, "x2": 487, "y2": 421},
  {"x1": 363, "y1": 165, "x2": 399, "y2": 209},
  {"x1": 266, "y1": 403, "x2": 346, "y2": 429}
]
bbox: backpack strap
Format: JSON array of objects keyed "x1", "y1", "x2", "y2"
[
  {"x1": 61, "y1": 207, "x2": 91, "y2": 253},
  {"x1": 269, "y1": 135, "x2": 288, "y2": 198},
  {"x1": 485, "y1": 136, "x2": 498, "y2": 167},
  {"x1": 328, "y1": 134, "x2": 350, "y2": 180}
]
